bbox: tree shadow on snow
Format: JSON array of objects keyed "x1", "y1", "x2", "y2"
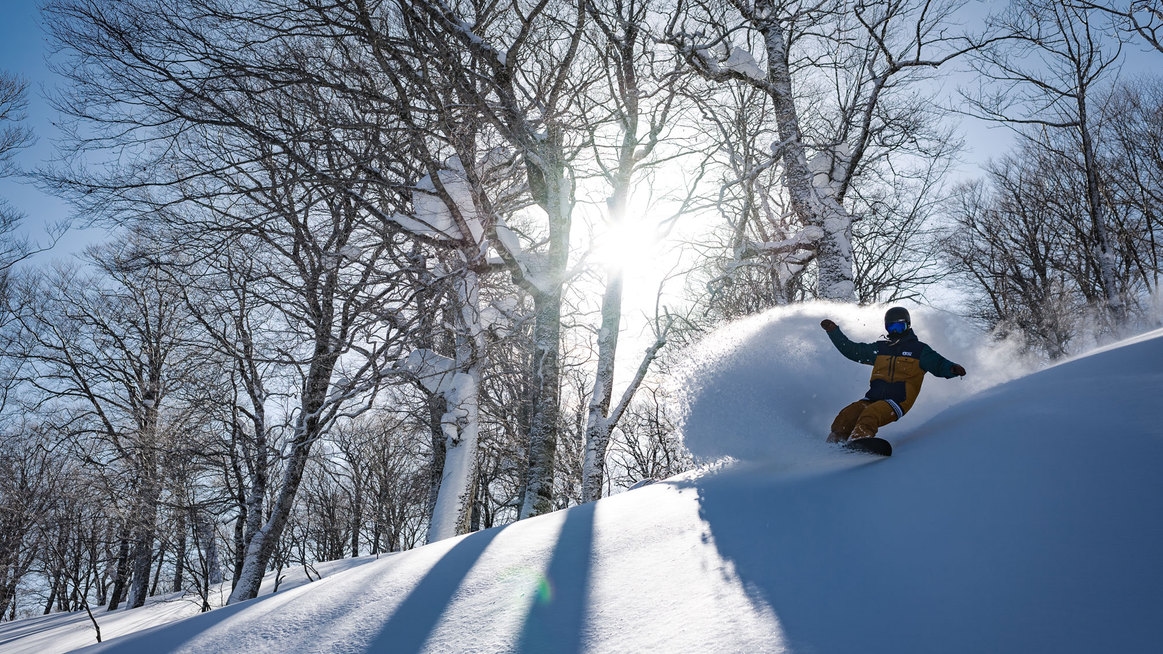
[
  {"x1": 367, "y1": 526, "x2": 502, "y2": 653},
  {"x1": 515, "y1": 500, "x2": 596, "y2": 654},
  {"x1": 365, "y1": 500, "x2": 596, "y2": 654}
]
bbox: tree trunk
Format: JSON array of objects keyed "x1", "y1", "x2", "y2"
[
  {"x1": 0, "y1": 580, "x2": 13, "y2": 621},
  {"x1": 227, "y1": 435, "x2": 311, "y2": 603},
  {"x1": 230, "y1": 505, "x2": 245, "y2": 591},
  {"x1": 1077, "y1": 96, "x2": 1124, "y2": 323},
  {"x1": 425, "y1": 393, "x2": 447, "y2": 524},
  {"x1": 43, "y1": 576, "x2": 58, "y2": 615},
  {"x1": 759, "y1": 10, "x2": 855, "y2": 301},
  {"x1": 126, "y1": 467, "x2": 161, "y2": 605},
  {"x1": 581, "y1": 269, "x2": 623, "y2": 503},
  {"x1": 350, "y1": 468, "x2": 362, "y2": 558},
  {"x1": 519, "y1": 145, "x2": 571, "y2": 519},
  {"x1": 126, "y1": 497, "x2": 159, "y2": 608},
  {"x1": 425, "y1": 388, "x2": 480, "y2": 542},
  {"x1": 172, "y1": 511, "x2": 187, "y2": 593},
  {"x1": 426, "y1": 266, "x2": 484, "y2": 542},
  {"x1": 106, "y1": 530, "x2": 131, "y2": 611},
  {"x1": 227, "y1": 340, "x2": 339, "y2": 604},
  {"x1": 149, "y1": 544, "x2": 165, "y2": 598}
]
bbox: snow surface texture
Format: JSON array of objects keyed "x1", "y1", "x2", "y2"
[{"x1": 5, "y1": 304, "x2": 1162, "y2": 653}]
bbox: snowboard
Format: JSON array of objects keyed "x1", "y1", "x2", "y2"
[{"x1": 842, "y1": 436, "x2": 893, "y2": 457}]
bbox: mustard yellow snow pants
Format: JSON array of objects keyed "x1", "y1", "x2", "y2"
[{"x1": 830, "y1": 399, "x2": 899, "y2": 441}]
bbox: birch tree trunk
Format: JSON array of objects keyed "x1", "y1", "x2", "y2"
[
  {"x1": 581, "y1": 317, "x2": 668, "y2": 503},
  {"x1": 756, "y1": 10, "x2": 855, "y2": 301},
  {"x1": 426, "y1": 265, "x2": 484, "y2": 542},
  {"x1": 519, "y1": 141, "x2": 572, "y2": 520},
  {"x1": 578, "y1": 0, "x2": 690, "y2": 501},
  {"x1": 581, "y1": 272, "x2": 623, "y2": 503}
]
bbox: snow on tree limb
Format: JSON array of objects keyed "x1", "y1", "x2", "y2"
[
  {"x1": 387, "y1": 157, "x2": 484, "y2": 244},
  {"x1": 401, "y1": 348, "x2": 457, "y2": 397},
  {"x1": 744, "y1": 225, "x2": 826, "y2": 258}
]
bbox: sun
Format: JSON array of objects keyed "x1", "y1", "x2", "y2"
[
  {"x1": 574, "y1": 176, "x2": 703, "y2": 333},
  {"x1": 585, "y1": 181, "x2": 685, "y2": 279},
  {"x1": 590, "y1": 215, "x2": 664, "y2": 276}
]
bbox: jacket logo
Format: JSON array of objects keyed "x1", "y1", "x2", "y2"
[{"x1": 902, "y1": 351, "x2": 913, "y2": 356}]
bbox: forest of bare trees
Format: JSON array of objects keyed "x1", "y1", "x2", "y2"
[{"x1": 1, "y1": 0, "x2": 1160, "y2": 627}]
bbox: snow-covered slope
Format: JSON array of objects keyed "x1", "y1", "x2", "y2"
[{"x1": 6, "y1": 306, "x2": 1162, "y2": 653}]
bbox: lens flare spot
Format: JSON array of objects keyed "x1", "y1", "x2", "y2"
[{"x1": 535, "y1": 577, "x2": 554, "y2": 605}]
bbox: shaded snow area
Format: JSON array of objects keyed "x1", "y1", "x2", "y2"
[{"x1": 5, "y1": 304, "x2": 1162, "y2": 653}]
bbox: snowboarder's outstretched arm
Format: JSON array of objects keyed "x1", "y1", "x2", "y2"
[
  {"x1": 820, "y1": 320, "x2": 877, "y2": 365},
  {"x1": 919, "y1": 345, "x2": 966, "y2": 379}
]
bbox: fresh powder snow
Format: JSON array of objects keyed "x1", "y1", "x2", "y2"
[{"x1": 4, "y1": 303, "x2": 1161, "y2": 653}]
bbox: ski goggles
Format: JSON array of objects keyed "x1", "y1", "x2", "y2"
[{"x1": 886, "y1": 320, "x2": 908, "y2": 335}]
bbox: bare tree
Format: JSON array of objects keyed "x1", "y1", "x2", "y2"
[
  {"x1": 945, "y1": 73, "x2": 1163, "y2": 358},
  {"x1": 0, "y1": 71, "x2": 34, "y2": 273},
  {"x1": 667, "y1": 0, "x2": 986, "y2": 303},
  {"x1": 1099, "y1": 80, "x2": 1163, "y2": 296},
  {"x1": 0, "y1": 423, "x2": 66, "y2": 621},
  {"x1": 17, "y1": 238, "x2": 203, "y2": 609},
  {"x1": 179, "y1": 504, "x2": 225, "y2": 613},
  {"x1": 0, "y1": 72, "x2": 40, "y2": 414},
  {"x1": 178, "y1": 249, "x2": 279, "y2": 593},
  {"x1": 850, "y1": 151, "x2": 955, "y2": 304},
  {"x1": 576, "y1": 0, "x2": 689, "y2": 503},
  {"x1": 1084, "y1": 1, "x2": 1163, "y2": 53},
  {"x1": 326, "y1": 411, "x2": 431, "y2": 555},
  {"x1": 35, "y1": 467, "x2": 109, "y2": 641},
  {"x1": 943, "y1": 164, "x2": 1083, "y2": 360},
  {"x1": 0, "y1": 73, "x2": 32, "y2": 180},
  {"x1": 605, "y1": 385, "x2": 692, "y2": 493},
  {"x1": 43, "y1": 0, "x2": 423, "y2": 601},
  {"x1": 313, "y1": 0, "x2": 595, "y2": 521},
  {"x1": 964, "y1": 0, "x2": 1128, "y2": 326},
  {"x1": 412, "y1": 0, "x2": 587, "y2": 521},
  {"x1": 299, "y1": 455, "x2": 353, "y2": 563}
]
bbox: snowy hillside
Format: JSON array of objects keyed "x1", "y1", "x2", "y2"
[{"x1": 5, "y1": 305, "x2": 1162, "y2": 653}]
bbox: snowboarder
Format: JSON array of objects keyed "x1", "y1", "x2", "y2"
[{"x1": 820, "y1": 307, "x2": 966, "y2": 443}]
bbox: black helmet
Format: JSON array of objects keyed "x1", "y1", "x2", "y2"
[{"x1": 884, "y1": 306, "x2": 911, "y2": 334}]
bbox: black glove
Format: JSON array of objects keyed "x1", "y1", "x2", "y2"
[
  {"x1": 820, "y1": 319, "x2": 838, "y2": 332},
  {"x1": 951, "y1": 364, "x2": 966, "y2": 377}
]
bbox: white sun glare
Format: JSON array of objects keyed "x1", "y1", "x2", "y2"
[{"x1": 591, "y1": 215, "x2": 664, "y2": 276}]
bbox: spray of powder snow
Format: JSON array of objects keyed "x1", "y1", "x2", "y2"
[{"x1": 671, "y1": 301, "x2": 1037, "y2": 464}]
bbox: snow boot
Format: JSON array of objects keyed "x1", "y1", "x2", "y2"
[{"x1": 849, "y1": 424, "x2": 877, "y2": 440}]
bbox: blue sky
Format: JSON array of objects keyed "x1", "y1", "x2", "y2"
[{"x1": 0, "y1": 1, "x2": 81, "y2": 257}]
